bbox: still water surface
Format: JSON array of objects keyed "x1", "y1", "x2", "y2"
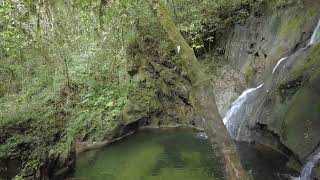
[{"x1": 69, "y1": 128, "x2": 296, "y2": 180}]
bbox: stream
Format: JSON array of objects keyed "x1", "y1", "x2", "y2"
[{"x1": 68, "y1": 128, "x2": 296, "y2": 180}]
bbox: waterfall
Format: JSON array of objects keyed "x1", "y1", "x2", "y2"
[
  {"x1": 309, "y1": 18, "x2": 320, "y2": 45},
  {"x1": 223, "y1": 17, "x2": 320, "y2": 138},
  {"x1": 223, "y1": 84, "x2": 264, "y2": 138},
  {"x1": 223, "y1": 56, "x2": 288, "y2": 139},
  {"x1": 292, "y1": 152, "x2": 320, "y2": 180},
  {"x1": 272, "y1": 57, "x2": 288, "y2": 74},
  {"x1": 223, "y1": 56, "x2": 288, "y2": 138},
  {"x1": 219, "y1": 16, "x2": 320, "y2": 179}
]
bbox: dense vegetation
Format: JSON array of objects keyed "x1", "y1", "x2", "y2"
[{"x1": 0, "y1": 0, "x2": 302, "y2": 179}]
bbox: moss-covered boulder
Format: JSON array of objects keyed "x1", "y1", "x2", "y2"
[{"x1": 275, "y1": 44, "x2": 320, "y2": 160}]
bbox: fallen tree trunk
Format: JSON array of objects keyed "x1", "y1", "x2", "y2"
[{"x1": 150, "y1": 1, "x2": 251, "y2": 179}]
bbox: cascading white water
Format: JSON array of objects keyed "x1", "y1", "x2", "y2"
[
  {"x1": 292, "y1": 152, "x2": 320, "y2": 180},
  {"x1": 220, "y1": 16, "x2": 320, "y2": 179},
  {"x1": 272, "y1": 57, "x2": 288, "y2": 74},
  {"x1": 309, "y1": 18, "x2": 320, "y2": 45},
  {"x1": 223, "y1": 84, "x2": 264, "y2": 138},
  {"x1": 223, "y1": 57, "x2": 288, "y2": 139}
]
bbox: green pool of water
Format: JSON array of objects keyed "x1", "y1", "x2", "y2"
[
  {"x1": 69, "y1": 128, "x2": 224, "y2": 180},
  {"x1": 69, "y1": 128, "x2": 296, "y2": 180}
]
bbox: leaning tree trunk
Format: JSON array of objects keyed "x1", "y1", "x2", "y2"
[{"x1": 150, "y1": 1, "x2": 251, "y2": 180}]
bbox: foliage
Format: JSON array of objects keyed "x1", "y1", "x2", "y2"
[
  {"x1": 245, "y1": 65, "x2": 254, "y2": 82},
  {"x1": 0, "y1": 0, "x2": 168, "y2": 177},
  {"x1": 271, "y1": 0, "x2": 303, "y2": 8},
  {"x1": 67, "y1": 85, "x2": 129, "y2": 141},
  {"x1": 0, "y1": 0, "x2": 148, "y2": 177},
  {"x1": 0, "y1": 1, "x2": 31, "y2": 58},
  {"x1": 166, "y1": 0, "x2": 255, "y2": 55},
  {"x1": 0, "y1": 0, "x2": 304, "y2": 178},
  {"x1": 165, "y1": 0, "x2": 302, "y2": 56}
]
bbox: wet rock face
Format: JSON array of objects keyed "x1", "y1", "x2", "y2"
[
  {"x1": 213, "y1": 65, "x2": 246, "y2": 117},
  {"x1": 235, "y1": 44, "x2": 320, "y2": 163},
  {"x1": 216, "y1": 0, "x2": 320, "y2": 164},
  {"x1": 235, "y1": 46, "x2": 311, "y2": 146},
  {"x1": 213, "y1": 0, "x2": 320, "y2": 121},
  {"x1": 280, "y1": 75, "x2": 320, "y2": 160},
  {"x1": 225, "y1": 1, "x2": 319, "y2": 83},
  {"x1": 273, "y1": 44, "x2": 320, "y2": 161}
]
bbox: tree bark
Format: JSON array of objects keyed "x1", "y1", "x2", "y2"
[{"x1": 150, "y1": 1, "x2": 251, "y2": 179}]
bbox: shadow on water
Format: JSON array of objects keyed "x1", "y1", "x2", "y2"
[
  {"x1": 236, "y1": 142, "x2": 298, "y2": 180},
  {"x1": 68, "y1": 128, "x2": 297, "y2": 180}
]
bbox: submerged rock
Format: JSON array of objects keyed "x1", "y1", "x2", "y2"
[{"x1": 194, "y1": 132, "x2": 208, "y2": 140}]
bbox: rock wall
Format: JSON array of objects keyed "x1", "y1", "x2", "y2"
[
  {"x1": 225, "y1": 0, "x2": 319, "y2": 83},
  {"x1": 212, "y1": 0, "x2": 320, "y2": 117},
  {"x1": 254, "y1": 44, "x2": 320, "y2": 161},
  {"x1": 215, "y1": 0, "x2": 320, "y2": 166}
]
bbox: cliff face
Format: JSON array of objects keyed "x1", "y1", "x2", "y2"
[
  {"x1": 275, "y1": 46, "x2": 320, "y2": 161},
  {"x1": 214, "y1": 0, "x2": 320, "y2": 115},
  {"x1": 214, "y1": 0, "x2": 320, "y2": 165},
  {"x1": 225, "y1": 1, "x2": 318, "y2": 77}
]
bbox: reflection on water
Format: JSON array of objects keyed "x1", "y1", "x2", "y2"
[
  {"x1": 69, "y1": 128, "x2": 224, "y2": 180},
  {"x1": 69, "y1": 128, "x2": 296, "y2": 180}
]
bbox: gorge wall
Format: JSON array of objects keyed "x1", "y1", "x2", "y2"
[{"x1": 212, "y1": 0, "x2": 320, "y2": 172}]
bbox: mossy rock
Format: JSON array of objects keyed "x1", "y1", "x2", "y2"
[
  {"x1": 245, "y1": 65, "x2": 254, "y2": 82},
  {"x1": 272, "y1": 44, "x2": 320, "y2": 160},
  {"x1": 280, "y1": 78, "x2": 320, "y2": 159},
  {"x1": 123, "y1": 84, "x2": 161, "y2": 124}
]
